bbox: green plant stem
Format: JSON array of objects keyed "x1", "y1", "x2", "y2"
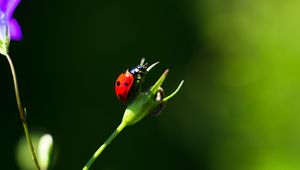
[
  {"x1": 82, "y1": 122, "x2": 127, "y2": 170},
  {"x1": 3, "y1": 53, "x2": 41, "y2": 170}
]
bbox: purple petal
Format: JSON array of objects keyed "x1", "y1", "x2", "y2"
[
  {"x1": 8, "y1": 18, "x2": 22, "y2": 40},
  {"x1": 6, "y1": 0, "x2": 20, "y2": 19},
  {"x1": 0, "y1": 0, "x2": 9, "y2": 11}
]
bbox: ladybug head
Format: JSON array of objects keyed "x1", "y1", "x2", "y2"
[
  {"x1": 129, "y1": 64, "x2": 147, "y2": 84},
  {"x1": 129, "y1": 64, "x2": 147, "y2": 76},
  {"x1": 129, "y1": 61, "x2": 160, "y2": 81}
]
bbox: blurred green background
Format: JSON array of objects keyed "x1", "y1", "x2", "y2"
[{"x1": 1, "y1": 0, "x2": 300, "y2": 169}]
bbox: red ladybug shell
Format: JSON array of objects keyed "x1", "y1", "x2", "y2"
[{"x1": 115, "y1": 70, "x2": 134, "y2": 103}]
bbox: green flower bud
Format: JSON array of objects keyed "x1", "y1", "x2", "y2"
[{"x1": 122, "y1": 69, "x2": 184, "y2": 126}]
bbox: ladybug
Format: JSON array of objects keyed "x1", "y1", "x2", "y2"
[{"x1": 115, "y1": 64, "x2": 148, "y2": 103}]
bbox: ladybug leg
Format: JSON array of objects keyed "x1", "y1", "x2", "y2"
[{"x1": 136, "y1": 74, "x2": 142, "y2": 81}]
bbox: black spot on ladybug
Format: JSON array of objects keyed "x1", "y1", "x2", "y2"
[
  {"x1": 124, "y1": 82, "x2": 129, "y2": 86},
  {"x1": 118, "y1": 94, "x2": 123, "y2": 100},
  {"x1": 116, "y1": 81, "x2": 120, "y2": 86}
]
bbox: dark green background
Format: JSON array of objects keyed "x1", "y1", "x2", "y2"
[{"x1": 1, "y1": 0, "x2": 300, "y2": 169}]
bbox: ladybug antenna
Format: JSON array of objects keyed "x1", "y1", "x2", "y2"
[
  {"x1": 147, "y1": 62, "x2": 160, "y2": 72},
  {"x1": 140, "y1": 58, "x2": 145, "y2": 65}
]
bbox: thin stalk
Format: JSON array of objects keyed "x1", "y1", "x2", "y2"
[
  {"x1": 82, "y1": 122, "x2": 127, "y2": 170},
  {"x1": 3, "y1": 54, "x2": 41, "y2": 170}
]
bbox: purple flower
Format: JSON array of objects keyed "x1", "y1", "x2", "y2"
[{"x1": 0, "y1": 0, "x2": 22, "y2": 41}]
